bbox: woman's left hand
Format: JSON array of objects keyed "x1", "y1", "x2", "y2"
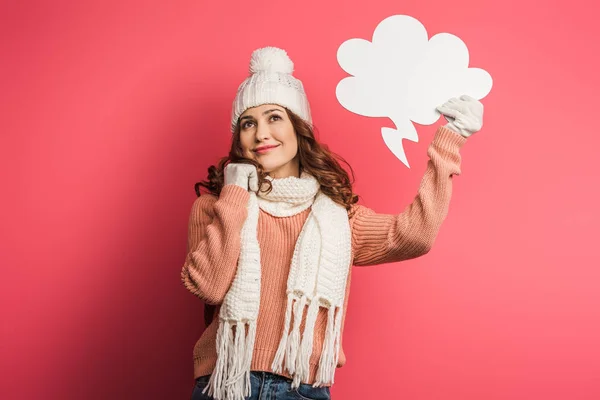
[{"x1": 437, "y1": 95, "x2": 484, "y2": 138}]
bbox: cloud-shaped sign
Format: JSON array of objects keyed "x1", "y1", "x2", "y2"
[{"x1": 336, "y1": 15, "x2": 493, "y2": 167}]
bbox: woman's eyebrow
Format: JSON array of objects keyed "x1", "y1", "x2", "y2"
[{"x1": 240, "y1": 108, "x2": 283, "y2": 121}]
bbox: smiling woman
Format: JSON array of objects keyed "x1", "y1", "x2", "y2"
[{"x1": 182, "y1": 46, "x2": 481, "y2": 400}]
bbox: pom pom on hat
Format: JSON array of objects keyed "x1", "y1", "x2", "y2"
[{"x1": 249, "y1": 47, "x2": 294, "y2": 74}]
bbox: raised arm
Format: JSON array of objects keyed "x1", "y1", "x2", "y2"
[
  {"x1": 351, "y1": 126, "x2": 467, "y2": 266},
  {"x1": 181, "y1": 184, "x2": 250, "y2": 304}
]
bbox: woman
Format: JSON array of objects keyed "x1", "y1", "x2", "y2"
[{"x1": 182, "y1": 46, "x2": 484, "y2": 400}]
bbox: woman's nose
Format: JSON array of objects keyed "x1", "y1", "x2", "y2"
[{"x1": 255, "y1": 122, "x2": 271, "y2": 140}]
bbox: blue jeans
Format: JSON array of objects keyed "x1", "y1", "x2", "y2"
[{"x1": 191, "y1": 371, "x2": 332, "y2": 400}]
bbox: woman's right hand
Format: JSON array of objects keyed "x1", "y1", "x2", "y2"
[
  {"x1": 436, "y1": 95, "x2": 484, "y2": 138},
  {"x1": 224, "y1": 163, "x2": 259, "y2": 192}
]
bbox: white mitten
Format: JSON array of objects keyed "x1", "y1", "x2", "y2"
[
  {"x1": 224, "y1": 163, "x2": 259, "y2": 192},
  {"x1": 437, "y1": 95, "x2": 484, "y2": 138}
]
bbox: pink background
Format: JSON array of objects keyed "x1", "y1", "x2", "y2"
[{"x1": 2, "y1": 0, "x2": 599, "y2": 399}]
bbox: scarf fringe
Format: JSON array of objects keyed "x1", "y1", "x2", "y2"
[
  {"x1": 285, "y1": 295, "x2": 306, "y2": 374},
  {"x1": 271, "y1": 293, "x2": 294, "y2": 374},
  {"x1": 315, "y1": 305, "x2": 342, "y2": 387},
  {"x1": 271, "y1": 293, "x2": 344, "y2": 389},
  {"x1": 292, "y1": 297, "x2": 321, "y2": 387},
  {"x1": 204, "y1": 319, "x2": 257, "y2": 400}
]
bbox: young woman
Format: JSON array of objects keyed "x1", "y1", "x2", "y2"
[{"x1": 182, "y1": 46, "x2": 484, "y2": 400}]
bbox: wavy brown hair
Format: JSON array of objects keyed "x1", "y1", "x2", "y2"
[{"x1": 193, "y1": 107, "x2": 359, "y2": 326}]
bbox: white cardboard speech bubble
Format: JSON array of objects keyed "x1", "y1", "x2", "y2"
[{"x1": 336, "y1": 15, "x2": 493, "y2": 167}]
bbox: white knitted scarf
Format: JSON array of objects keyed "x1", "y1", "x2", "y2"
[{"x1": 203, "y1": 172, "x2": 352, "y2": 400}]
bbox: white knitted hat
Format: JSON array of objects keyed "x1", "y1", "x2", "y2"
[{"x1": 231, "y1": 47, "x2": 312, "y2": 132}]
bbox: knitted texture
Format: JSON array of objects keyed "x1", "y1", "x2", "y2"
[
  {"x1": 203, "y1": 173, "x2": 352, "y2": 400},
  {"x1": 182, "y1": 126, "x2": 467, "y2": 392},
  {"x1": 231, "y1": 47, "x2": 312, "y2": 132}
]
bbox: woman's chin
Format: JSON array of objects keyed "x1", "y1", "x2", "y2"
[{"x1": 260, "y1": 163, "x2": 280, "y2": 174}]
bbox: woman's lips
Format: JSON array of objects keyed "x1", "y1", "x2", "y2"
[{"x1": 254, "y1": 145, "x2": 279, "y2": 154}]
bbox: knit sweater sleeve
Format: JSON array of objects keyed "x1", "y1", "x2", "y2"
[
  {"x1": 181, "y1": 184, "x2": 250, "y2": 304},
  {"x1": 350, "y1": 126, "x2": 467, "y2": 266}
]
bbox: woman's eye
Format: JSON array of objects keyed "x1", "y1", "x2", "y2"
[
  {"x1": 242, "y1": 121, "x2": 254, "y2": 129},
  {"x1": 270, "y1": 115, "x2": 281, "y2": 121}
]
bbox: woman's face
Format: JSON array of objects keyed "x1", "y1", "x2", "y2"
[{"x1": 238, "y1": 104, "x2": 300, "y2": 179}]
